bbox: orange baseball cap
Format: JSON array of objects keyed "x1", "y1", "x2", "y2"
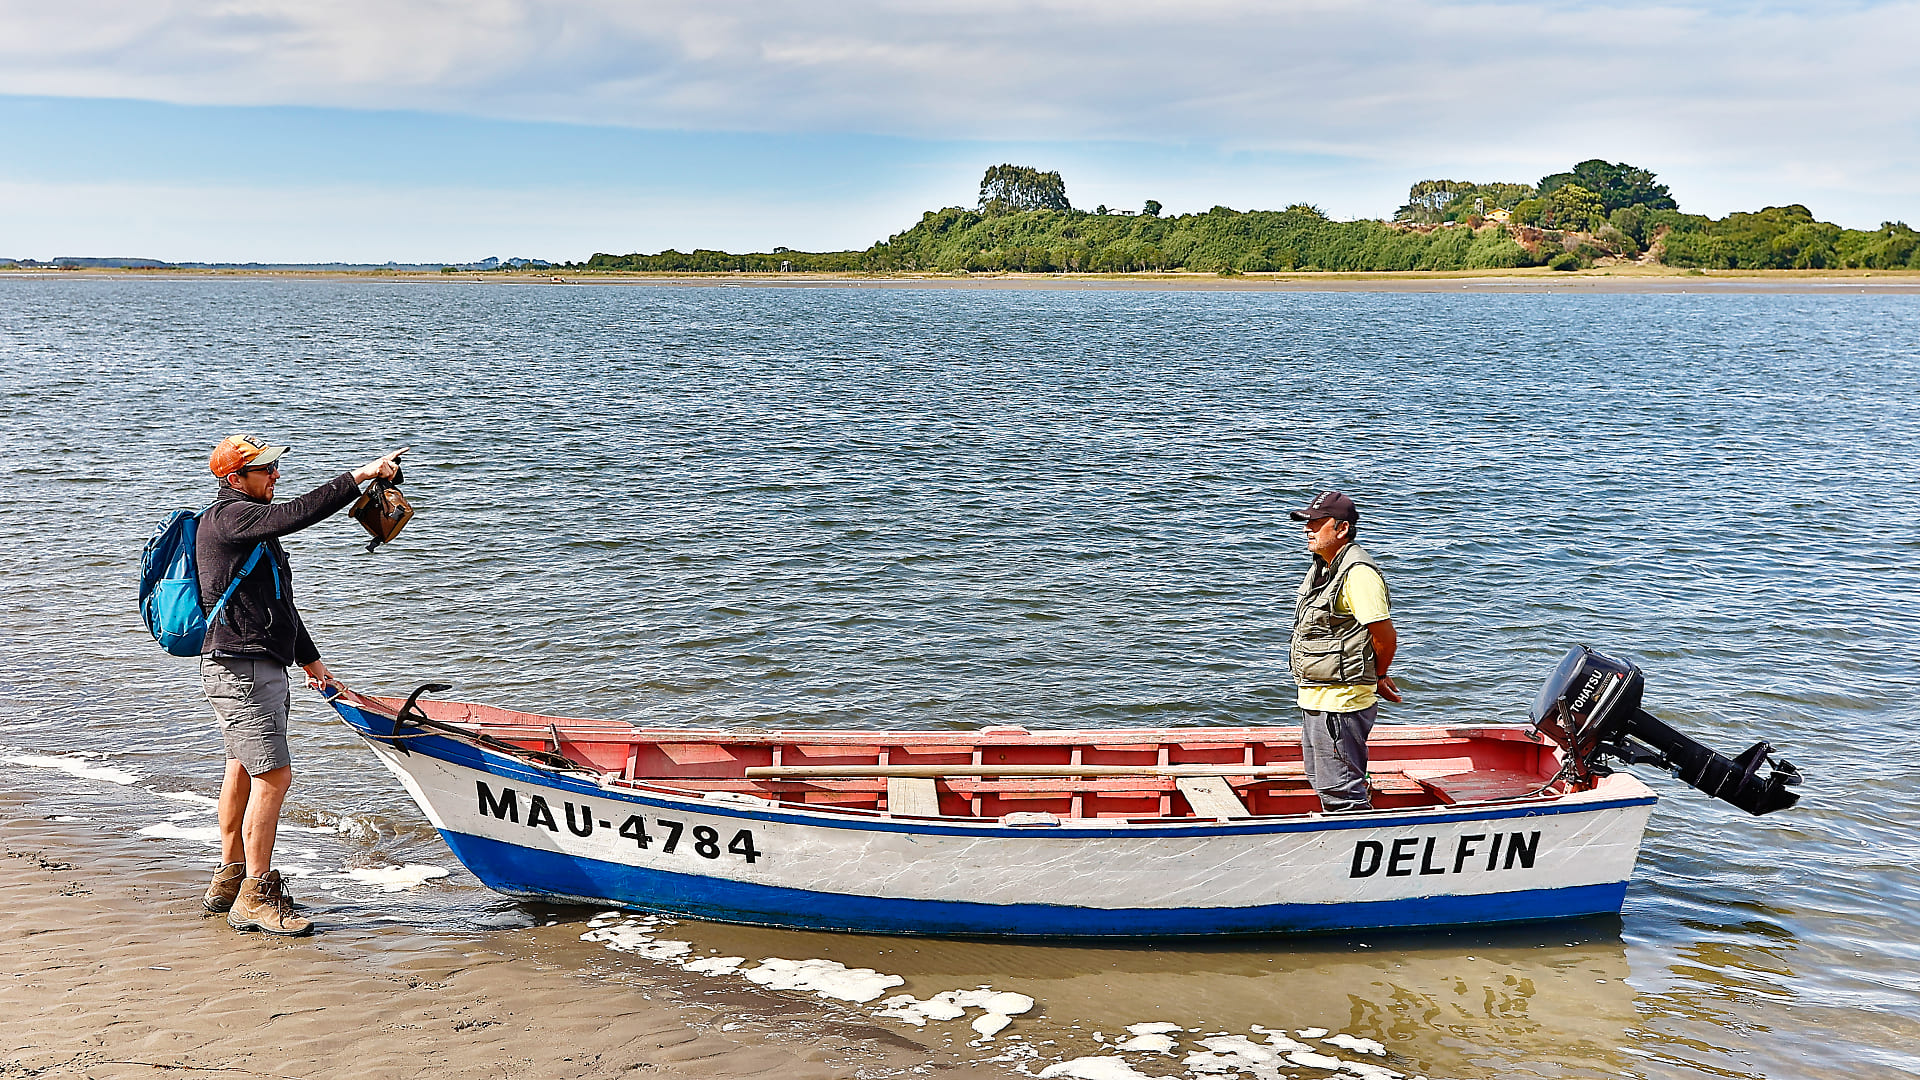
[{"x1": 208, "y1": 433, "x2": 289, "y2": 478}]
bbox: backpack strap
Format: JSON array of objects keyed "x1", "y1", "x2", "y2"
[{"x1": 205, "y1": 543, "x2": 273, "y2": 627}]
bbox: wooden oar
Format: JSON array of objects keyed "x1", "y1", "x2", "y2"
[{"x1": 743, "y1": 763, "x2": 1305, "y2": 779}]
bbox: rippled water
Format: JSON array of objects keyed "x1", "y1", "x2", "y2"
[{"x1": 2, "y1": 276, "x2": 1917, "y2": 1078}]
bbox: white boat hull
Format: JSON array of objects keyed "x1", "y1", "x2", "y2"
[{"x1": 343, "y1": 705, "x2": 1657, "y2": 937}]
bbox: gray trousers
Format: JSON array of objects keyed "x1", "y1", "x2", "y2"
[{"x1": 1301, "y1": 704, "x2": 1377, "y2": 812}]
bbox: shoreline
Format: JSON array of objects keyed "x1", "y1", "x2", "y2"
[
  {"x1": 0, "y1": 809, "x2": 1005, "y2": 1080},
  {"x1": 7, "y1": 265, "x2": 1920, "y2": 293}
]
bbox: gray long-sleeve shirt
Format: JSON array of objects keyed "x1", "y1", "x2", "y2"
[{"x1": 195, "y1": 473, "x2": 361, "y2": 667}]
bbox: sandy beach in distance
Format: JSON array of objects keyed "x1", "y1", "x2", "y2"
[
  {"x1": 8, "y1": 266, "x2": 1920, "y2": 294},
  {"x1": 0, "y1": 809, "x2": 1007, "y2": 1080}
]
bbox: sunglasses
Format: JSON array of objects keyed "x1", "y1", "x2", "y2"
[{"x1": 240, "y1": 462, "x2": 281, "y2": 476}]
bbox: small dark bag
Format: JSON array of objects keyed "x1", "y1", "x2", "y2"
[{"x1": 349, "y1": 465, "x2": 415, "y2": 552}]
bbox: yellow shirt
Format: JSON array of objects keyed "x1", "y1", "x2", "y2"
[{"x1": 1296, "y1": 562, "x2": 1390, "y2": 713}]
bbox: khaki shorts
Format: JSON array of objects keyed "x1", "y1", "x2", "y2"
[{"x1": 201, "y1": 656, "x2": 292, "y2": 775}]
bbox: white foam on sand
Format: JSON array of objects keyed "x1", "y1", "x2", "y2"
[
  {"x1": 980, "y1": 1042, "x2": 1043, "y2": 1068},
  {"x1": 972, "y1": 1012, "x2": 1013, "y2": 1038},
  {"x1": 1248, "y1": 1026, "x2": 1315, "y2": 1053},
  {"x1": 570, "y1": 915, "x2": 1044, "y2": 1043},
  {"x1": 603, "y1": 933, "x2": 694, "y2": 961},
  {"x1": 1324, "y1": 1033, "x2": 1387, "y2": 1056},
  {"x1": 273, "y1": 816, "x2": 379, "y2": 839},
  {"x1": 564, "y1": 933, "x2": 1410, "y2": 1080},
  {"x1": 1114, "y1": 1022, "x2": 1183, "y2": 1053},
  {"x1": 1178, "y1": 1030, "x2": 1404, "y2": 1080},
  {"x1": 152, "y1": 790, "x2": 219, "y2": 808},
  {"x1": 6, "y1": 754, "x2": 140, "y2": 785},
  {"x1": 681, "y1": 955, "x2": 747, "y2": 976},
  {"x1": 579, "y1": 916, "x2": 697, "y2": 962},
  {"x1": 1186, "y1": 1034, "x2": 1289, "y2": 1073},
  {"x1": 1286, "y1": 1049, "x2": 1346, "y2": 1070},
  {"x1": 874, "y1": 994, "x2": 965, "y2": 1026},
  {"x1": 873, "y1": 987, "x2": 1034, "y2": 1036},
  {"x1": 326, "y1": 815, "x2": 381, "y2": 840},
  {"x1": 136, "y1": 822, "x2": 221, "y2": 843},
  {"x1": 341, "y1": 864, "x2": 451, "y2": 892},
  {"x1": 740, "y1": 957, "x2": 904, "y2": 1004},
  {"x1": 1038, "y1": 1056, "x2": 1176, "y2": 1080},
  {"x1": 1333, "y1": 1060, "x2": 1404, "y2": 1080}
]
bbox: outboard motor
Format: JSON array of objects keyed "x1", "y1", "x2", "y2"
[{"x1": 1530, "y1": 645, "x2": 1801, "y2": 816}]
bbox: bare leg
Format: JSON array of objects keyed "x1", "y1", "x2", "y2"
[
  {"x1": 216, "y1": 759, "x2": 250, "y2": 866},
  {"x1": 241, "y1": 765, "x2": 294, "y2": 877}
]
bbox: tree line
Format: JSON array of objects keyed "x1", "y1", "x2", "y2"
[{"x1": 579, "y1": 161, "x2": 1918, "y2": 274}]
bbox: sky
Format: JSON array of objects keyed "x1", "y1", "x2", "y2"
[{"x1": 2, "y1": 0, "x2": 1915, "y2": 263}]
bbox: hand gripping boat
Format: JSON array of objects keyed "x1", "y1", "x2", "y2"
[{"x1": 325, "y1": 646, "x2": 1799, "y2": 938}]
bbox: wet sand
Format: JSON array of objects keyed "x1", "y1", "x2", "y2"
[
  {"x1": 7, "y1": 266, "x2": 1920, "y2": 293},
  {"x1": 0, "y1": 812, "x2": 1003, "y2": 1080}
]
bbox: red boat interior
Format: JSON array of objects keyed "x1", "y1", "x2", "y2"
[{"x1": 366, "y1": 694, "x2": 1572, "y2": 821}]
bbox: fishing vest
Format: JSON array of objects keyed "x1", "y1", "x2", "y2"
[{"x1": 1290, "y1": 542, "x2": 1389, "y2": 687}]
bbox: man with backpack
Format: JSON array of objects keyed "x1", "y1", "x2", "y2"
[{"x1": 197, "y1": 433, "x2": 405, "y2": 935}]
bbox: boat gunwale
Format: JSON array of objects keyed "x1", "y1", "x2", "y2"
[
  {"x1": 334, "y1": 695, "x2": 1657, "y2": 839},
  {"x1": 336, "y1": 690, "x2": 1556, "y2": 751}
]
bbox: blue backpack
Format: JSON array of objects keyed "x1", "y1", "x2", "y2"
[{"x1": 139, "y1": 505, "x2": 276, "y2": 657}]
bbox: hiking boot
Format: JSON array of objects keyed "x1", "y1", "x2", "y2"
[
  {"x1": 202, "y1": 862, "x2": 245, "y2": 913},
  {"x1": 227, "y1": 870, "x2": 313, "y2": 936}
]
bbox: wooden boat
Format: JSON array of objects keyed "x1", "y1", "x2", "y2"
[{"x1": 324, "y1": 647, "x2": 1798, "y2": 937}]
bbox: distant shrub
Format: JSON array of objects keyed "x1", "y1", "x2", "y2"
[
  {"x1": 1650, "y1": 205, "x2": 1920, "y2": 269},
  {"x1": 1593, "y1": 225, "x2": 1639, "y2": 256},
  {"x1": 863, "y1": 208, "x2": 1555, "y2": 274},
  {"x1": 584, "y1": 190, "x2": 1911, "y2": 276}
]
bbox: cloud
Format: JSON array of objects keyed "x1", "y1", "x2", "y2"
[
  {"x1": 2, "y1": 1, "x2": 1914, "y2": 233},
  {"x1": 6, "y1": 2, "x2": 1916, "y2": 150}
]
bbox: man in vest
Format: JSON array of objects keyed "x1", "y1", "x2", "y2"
[
  {"x1": 198, "y1": 433, "x2": 406, "y2": 935},
  {"x1": 1289, "y1": 490, "x2": 1399, "y2": 812}
]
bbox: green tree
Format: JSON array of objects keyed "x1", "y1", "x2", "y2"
[
  {"x1": 1397, "y1": 181, "x2": 1538, "y2": 224},
  {"x1": 1550, "y1": 184, "x2": 1605, "y2": 232},
  {"x1": 1396, "y1": 179, "x2": 1474, "y2": 223},
  {"x1": 978, "y1": 164, "x2": 1071, "y2": 214},
  {"x1": 1538, "y1": 160, "x2": 1678, "y2": 213},
  {"x1": 1607, "y1": 205, "x2": 1655, "y2": 247},
  {"x1": 1465, "y1": 183, "x2": 1537, "y2": 214},
  {"x1": 1143, "y1": 199, "x2": 1163, "y2": 218}
]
